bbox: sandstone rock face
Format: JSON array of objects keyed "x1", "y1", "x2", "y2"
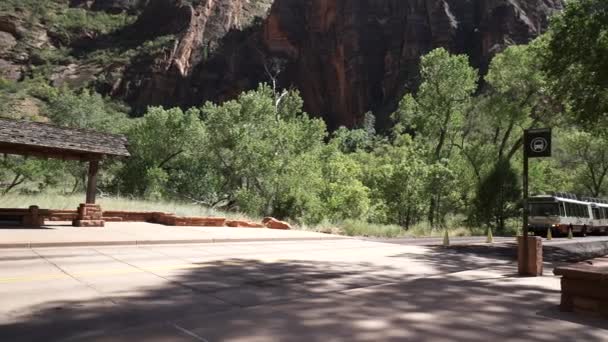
[
  {"x1": 0, "y1": 31, "x2": 17, "y2": 54},
  {"x1": 0, "y1": 59, "x2": 21, "y2": 81},
  {"x1": 113, "y1": 0, "x2": 561, "y2": 128},
  {"x1": 261, "y1": 0, "x2": 564, "y2": 129},
  {"x1": 51, "y1": 63, "x2": 103, "y2": 88},
  {"x1": 113, "y1": 0, "x2": 273, "y2": 112},
  {"x1": 18, "y1": 0, "x2": 560, "y2": 128}
]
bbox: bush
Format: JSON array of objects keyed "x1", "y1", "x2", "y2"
[
  {"x1": 337, "y1": 219, "x2": 404, "y2": 238},
  {"x1": 51, "y1": 8, "x2": 136, "y2": 37}
]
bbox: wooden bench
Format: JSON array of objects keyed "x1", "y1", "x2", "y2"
[
  {"x1": 0, "y1": 206, "x2": 45, "y2": 227},
  {"x1": 554, "y1": 257, "x2": 608, "y2": 318}
]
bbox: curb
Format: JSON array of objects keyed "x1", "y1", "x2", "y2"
[{"x1": 0, "y1": 236, "x2": 349, "y2": 249}]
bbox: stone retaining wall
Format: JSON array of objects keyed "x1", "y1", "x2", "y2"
[
  {"x1": 3, "y1": 207, "x2": 291, "y2": 230},
  {"x1": 554, "y1": 258, "x2": 608, "y2": 318}
]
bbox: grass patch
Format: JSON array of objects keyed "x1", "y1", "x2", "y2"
[
  {"x1": 301, "y1": 217, "x2": 503, "y2": 239},
  {"x1": 0, "y1": 193, "x2": 256, "y2": 221},
  {"x1": 0, "y1": 193, "x2": 518, "y2": 238},
  {"x1": 338, "y1": 219, "x2": 404, "y2": 238}
]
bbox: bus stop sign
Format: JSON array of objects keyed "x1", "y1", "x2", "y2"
[{"x1": 524, "y1": 128, "x2": 551, "y2": 158}]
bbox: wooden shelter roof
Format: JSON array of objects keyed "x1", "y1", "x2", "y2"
[{"x1": 0, "y1": 118, "x2": 130, "y2": 160}]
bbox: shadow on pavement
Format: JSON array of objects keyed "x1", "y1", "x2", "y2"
[
  {"x1": 388, "y1": 245, "x2": 516, "y2": 275},
  {"x1": 1, "y1": 255, "x2": 607, "y2": 341},
  {"x1": 543, "y1": 243, "x2": 608, "y2": 262},
  {"x1": 389, "y1": 242, "x2": 608, "y2": 275}
]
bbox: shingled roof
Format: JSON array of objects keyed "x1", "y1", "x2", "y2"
[{"x1": 0, "y1": 118, "x2": 130, "y2": 160}]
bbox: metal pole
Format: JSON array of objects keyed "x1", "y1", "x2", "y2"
[{"x1": 522, "y1": 131, "x2": 529, "y2": 274}]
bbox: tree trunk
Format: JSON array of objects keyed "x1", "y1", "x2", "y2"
[{"x1": 2, "y1": 173, "x2": 24, "y2": 194}]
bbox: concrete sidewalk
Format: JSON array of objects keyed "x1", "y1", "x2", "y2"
[
  {"x1": 0, "y1": 222, "x2": 346, "y2": 248},
  {"x1": 0, "y1": 239, "x2": 606, "y2": 341}
]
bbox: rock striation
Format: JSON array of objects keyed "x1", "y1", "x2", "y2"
[
  {"x1": 114, "y1": 0, "x2": 562, "y2": 128},
  {"x1": 1, "y1": 0, "x2": 564, "y2": 128},
  {"x1": 259, "y1": 0, "x2": 564, "y2": 129}
]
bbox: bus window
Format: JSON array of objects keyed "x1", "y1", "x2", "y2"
[
  {"x1": 559, "y1": 202, "x2": 565, "y2": 217},
  {"x1": 579, "y1": 204, "x2": 587, "y2": 218},
  {"x1": 580, "y1": 204, "x2": 586, "y2": 218},
  {"x1": 593, "y1": 208, "x2": 600, "y2": 220},
  {"x1": 583, "y1": 205, "x2": 591, "y2": 218},
  {"x1": 530, "y1": 203, "x2": 559, "y2": 216}
]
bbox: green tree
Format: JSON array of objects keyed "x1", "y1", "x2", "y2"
[
  {"x1": 119, "y1": 107, "x2": 206, "y2": 199},
  {"x1": 395, "y1": 48, "x2": 478, "y2": 226},
  {"x1": 319, "y1": 144, "x2": 371, "y2": 222},
  {"x1": 42, "y1": 87, "x2": 131, "y2": 133},
  {"x1": 544, "y1": 0, "x2": 608, "y2": 128},
  {"x1": 475, "y1": 159, "x2": 521, "y2": 232},
  {"x1": 459, "y1": 42, "x2": 555, "y2": 227},
  {"x1": 562, "y1": 130, "x2": 608, "y2": 197},
  {"x1": 360, "y1": 135, "x2": 430, "y2": 228},
  {"x1": 0, "y1": 156, "x2": 63, "y2": 194},
  {"x1": 201, "y1": 85, "x2": 327, "y2": 221}
]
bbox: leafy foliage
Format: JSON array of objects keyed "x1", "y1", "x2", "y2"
[
  {"x1": 395, "y1": 48, "x2": 478, "y2": 226},
  {"x1": 562, "y1": 130, "x2": 608, "y2": 197},
  {"x1": 2, "y1": 3, "x2": 608, "y2": 237},
  {"x1": 475, "y1": 159, "x2": 521, "y2": 233},
  {"x1": 544, "y1": 0, "x2": 608, "y2": 128},
  {"x1": 119, "y1": 107, "x2": 205, "y2": 199},
  {"x1": 200, "y1": 85, "x2": 327, "y2": 221}
]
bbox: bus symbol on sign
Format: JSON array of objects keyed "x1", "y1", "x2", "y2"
[
  {"x1": 524, "y1": 128, "x2": 551, "y2": 158},
  {"x1": 530, "y1": 137, "x2": 548, "y2": 153}
]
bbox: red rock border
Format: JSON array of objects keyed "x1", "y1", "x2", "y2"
[
  {"x1": 554, "y1": 258, "x2": 608, "y2": 318},
  {"x1": 41, "y1": 208, "x2": 292, "y2": 230}
]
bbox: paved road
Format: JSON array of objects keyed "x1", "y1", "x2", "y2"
[
  {"x1": 368, "y1": 235, "x2": 608, "y2": 246},
  {"x1": 1, "y1": 239, "x2": 607, "y2": 341},
  {"x1": 367, "y1": 236, "x2": 514, "y2": 246}
]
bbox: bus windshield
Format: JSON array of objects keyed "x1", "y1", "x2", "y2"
[{"x1": 530, "y1": 203, "x2": 559, "y2": 217}]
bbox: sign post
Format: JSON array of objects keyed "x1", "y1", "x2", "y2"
[{"x1": 521, "y1": 128, "x2": 552, "y2": 275}]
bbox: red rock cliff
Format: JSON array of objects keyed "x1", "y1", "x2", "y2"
[
  {"x1": 104, "y1": 0, "x2": 563, "y2": 129},
  {"x1": 260, "y1": 0, "x2": 563, "y2": 129}
]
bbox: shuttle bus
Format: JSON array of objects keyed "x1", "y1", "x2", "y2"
[{"x1": 528, "y1": 193, "x2": 608, "y2": 237}]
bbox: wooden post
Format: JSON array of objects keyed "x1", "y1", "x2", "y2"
[{"x1": 85, "y1": 160, "x2": 99, "y2": 204}]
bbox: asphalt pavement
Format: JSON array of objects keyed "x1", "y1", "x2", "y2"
[
  {"x1": 367, "y1": 236, "x2": 514, "y2": 246},
  {"x1": 1, "y1": 238, "x2": 607, "y2": 341}
]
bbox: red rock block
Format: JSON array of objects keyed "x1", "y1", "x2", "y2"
[
  {"x1": 177, "y1": 217, "x2": 226, "y2": 227},
  {"x1": 73, "y1": 220, "x2": 105, "y2": 227},
  {"x1": 77, "y1": 204, "x2": 103, "y2": 220},
  {"x1": 517, "y1": 236, "x2": 543, "y2": 276},
  {"x1": 226, "y1": 220, "x2": 266, "y2": 228},
  {"x1": 102, "y1": 217, "x2": 124, "y2": 222},
  {"x1": 46, "y1": 210, "x2": 78, "y2": 221},
  {"x1": 157, "y1": 214, "x2": 177, "y2": 226},
  {"x1": 262, "y1": 217, "x2": 292, "y2": 230},
  {"x1": 151, "y1": 212, "x2": 170, "y2": 223},
  {"x1": 554, "y1": 263, "x2": 608, "y2": 317},
  {"x1": 103, "y1": 211, "x2": 170, "y2": 222}
]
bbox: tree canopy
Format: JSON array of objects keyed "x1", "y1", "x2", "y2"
[{"x1": 544, "y1": 0, "x2": 608, "y2": 128}]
